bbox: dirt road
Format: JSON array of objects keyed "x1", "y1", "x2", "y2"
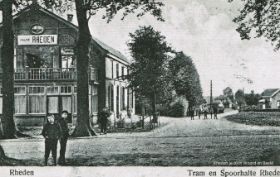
[{"x1": 1, "y1": 111, "x2": 280, "y2": 166}]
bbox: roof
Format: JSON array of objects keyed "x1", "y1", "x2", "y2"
[
  {"x1": 261, "y1": 89, "x2": 280, "y2": 98},
  {"x1": 1, "y1": 3, "x2": 129, "y2": 64},
  {"x1": 91, "y1": 37, "x2": 130, "y2": 64}
]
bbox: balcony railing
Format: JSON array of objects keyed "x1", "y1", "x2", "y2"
[{"x1": 0, "y1": 68, "x2": 98, "y2": 81}]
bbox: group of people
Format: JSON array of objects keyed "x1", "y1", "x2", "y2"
[
  {"x1": 189, "y1": 106, "x2": 218, "y2": 120},
  {"x1": 41, "y1": 111, "x2": 69, "y2": 166},
  {"x1": 97, "y1": 107, "x2": 134, "y2": 134}
]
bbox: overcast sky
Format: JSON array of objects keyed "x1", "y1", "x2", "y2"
[
  {"x1": 87, "y1": 0, "x2": 280, "y2": 96},
  {"x1": 2, "y1": 0, "x2": 279, "y2": 96}
]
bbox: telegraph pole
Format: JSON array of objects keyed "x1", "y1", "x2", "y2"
[{"x1": 210, "y1": 80, "x2": 213, "y2": 118}]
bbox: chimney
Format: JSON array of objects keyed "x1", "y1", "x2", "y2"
[{"x1": 67, "y1": 14, "x2": 74, "y2": 23}]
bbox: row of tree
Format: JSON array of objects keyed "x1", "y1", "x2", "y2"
[
  {"x1": 0, "y1": 0, "x2": 164, "y2": 139},
  {"x1": 127, "y1": 26, "x2": 204, "y2": 119},
  {"x1": 216, "y1": 87, "x2": 260, "y2": 108}
]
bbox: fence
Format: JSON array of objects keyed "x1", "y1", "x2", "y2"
[{"x1": 106, "y1": 114, "x2": 160, "y2": 132}]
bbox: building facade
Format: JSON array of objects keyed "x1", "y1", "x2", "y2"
[
  {"x1": 259, "y1": 89, "x2": 280, "y2": 109},
  {"x1": 0, "y1": 4, "x2": 134, "y2": 126}
]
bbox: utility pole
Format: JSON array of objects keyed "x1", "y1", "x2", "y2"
[{"x1": 210, "y1": 80, "x2": 213, "y2": 119}]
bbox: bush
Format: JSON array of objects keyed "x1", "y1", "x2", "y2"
[
  {"x1": 167, "y1": 102, "x2": 185, "y2": 117},
  {"x1": 241, "y1": 108, "x2": 280, "y2": 112},
  {"x1": 226, "y1": 112, "x2": 280, "y2": 127}
]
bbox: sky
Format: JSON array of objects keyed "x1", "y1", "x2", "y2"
[
  {"x1": 87, "y1": 0, "x2": 280, "y2": 96},
  {"x1": 2, "y1": 0, "x2": 280, "y2": 96}
]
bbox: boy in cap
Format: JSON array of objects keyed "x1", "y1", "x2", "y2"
[
  {"x1": 42, "y1": 114, "x2": 61, "y2": 166},
  {"x1": 58, "y1": 110, "x2": 70, "y2": 165}
]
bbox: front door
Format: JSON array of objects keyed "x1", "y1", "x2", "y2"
[{"x1": 47, "y1": 96, "x2": 59, "y2": 114}]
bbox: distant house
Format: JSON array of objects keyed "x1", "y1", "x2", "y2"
[{"x1": 259, "y1": 89, "x2": 280, "y2": 109}]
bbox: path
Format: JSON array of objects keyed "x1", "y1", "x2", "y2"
[{"x1": 1, "y1": 111, "x2": 280, "y2": 166}]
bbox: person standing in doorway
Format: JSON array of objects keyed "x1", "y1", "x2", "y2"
[
  {"x1": 98, "y1": 107, "x2": 111, "y2": 134},
  {"x1": 58, "y1": 110, "x2": 70, "y2": 165},
  {"x1": 42, "y1": 114, "x2": 61, "y2": 166}
]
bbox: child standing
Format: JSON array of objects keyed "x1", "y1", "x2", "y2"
[
  {"x1": 42, "y1": 114, "x2": 61, "y2": 166},
  {"x1": 58, "y1": 110, "x2": 70, "y2": 165}
]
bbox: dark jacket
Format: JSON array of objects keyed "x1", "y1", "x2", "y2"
[
  {"x1": 98, "y1": 110, "x2": 111, "y2": 124},
  {"x1": 58, "y1": 118, "x2": 69, "y2": 138},
  {"x1": 42, "y1": 123, "x2": 61, "y2": 140}
]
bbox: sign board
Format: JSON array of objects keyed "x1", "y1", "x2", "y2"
[
  {"x1": 30, "y1": 24, "x2": 45, "y2": 35},
  {"x1": 17, "y1": 35, "x2": 58, "y2": 45},
  {"x1": 61, "y1": 47, "x2": 74, "y2": 55}
]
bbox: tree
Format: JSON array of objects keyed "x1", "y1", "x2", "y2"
[
  {"x1": 235, "y1": 89, "x2": 246, "y2": 107},
  {"x1": 168, "y1": 52, "x2": 203, "y2": 107},
  {"x1": 71, "y1": 0, "x2": 164, "y2": 136},
  {"x1": 0, "y1": 0, "x2": 16, "y2": 139},
  {"x1": 229, "y1": 0, "x2": 280, "y2": 50},
  {"x1": 223, "y1": 87, "x2": 234, "y2": 102},
  {"x1": 127, "y1": 26, "x2": 172, "y2": 120},
  {"x1": 245, "y1": 90, "x2": 260, "y2": 106}
]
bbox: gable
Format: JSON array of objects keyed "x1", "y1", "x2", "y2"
[
  {"x1": 262, "y1": 89, "x2": 280, "y2": 98},
  {"x1": 0, "y1": 4, "x2": 129, "y2": 64}
]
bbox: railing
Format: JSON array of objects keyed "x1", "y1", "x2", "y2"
[{"x1": 0, "y1": 68, "x2": 98, "y2": 81}]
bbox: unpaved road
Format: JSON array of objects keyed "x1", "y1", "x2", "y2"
[{"x1": 1, "y1": 111, "x2": 280, "y2": 166}]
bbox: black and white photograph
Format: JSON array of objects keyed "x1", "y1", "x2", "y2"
[{"x1": 0, "y1": 0, "x2": 280, "y2": 174}]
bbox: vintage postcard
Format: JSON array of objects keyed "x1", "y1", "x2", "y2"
[{"x1": 0, "y1": 0, "x2": 280, "y2": 177}]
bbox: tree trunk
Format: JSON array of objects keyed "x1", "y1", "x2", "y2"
[
  {"x1": 0, "y1": 145, "x2": 5, "y2": 159},
  {"x1": 72, "y1": 0, "x2": 96, "y2": 137},
  {"x1": 1, "y1": 0, "x2": 17, "y2": 139}
]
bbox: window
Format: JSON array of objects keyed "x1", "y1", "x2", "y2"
[
  {"x1": 29, "y1": 86, "x2": 45, "y2": 114},
  {"x1": 14, "y1": 87, "x2": 26, "y2": 94},
  {"x1": 121, "y1": 66, "x2": 124, "y2": 78},
  {"x1": 108, "y1": 85, "x2": 111, "y2": 110},
  {"x1": 91, "y1": 86, "x2": 98, "y2": 113},
  {"x1": 62, "y1": 96, "x2": 72, "y2": 113},
  {"x1": 61, "y1": 86, "x2": 72, "y2": 94},
  {"x1": 29, "y1": 86, "x2": 45, "y2": 94},
  {"x1": 111, "y1": 60, "x2": 114, "y2": 79},
  {"x1": 116, "y1": 63, "x2": 119, "y2": 79},
  {"x1": 120, "y1": 87, "x2": 125, "y2": 110},
  {"x1": 61, "y1": 56, "x2": 74, "y2": 69},
  {"x1": 29, "y1": 95, "x2": 46, "y2": 113},
  {"x1": 47, "y1": 97, "x2": 59, "y2": 114},
  {"x1": 116, "y1": 86, "x2": 120, "y2": 117},
  {"x1": 47, "y1": 86, "x2": 59, "y2": 94},
  {"x1": 73, "y1": 94, "x2": 77, "y2": 113},
  {"x1": 14, "y1": 86, "x2": 26, "y2": 114}
]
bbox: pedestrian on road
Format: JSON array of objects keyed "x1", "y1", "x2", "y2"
[
  {"x1": 58, "y1": 110, "x2": 70, "y2": 165},
  {"x1": 203, "y1": 106, "x2": 208, "y2": 119},
  {"x1": 98, "y1": 107, "x2": 111, "y2": 134},
  {"x1": 213, "y1": 107, "x2": 218, "y2": 119},
  {"x1": 210, "y1": 107, "x2": 213, "y2": 119},
  {"x1": 42, "y1": 114, "x2": 61, "y2": 166},
  {"x1": 190, "y1": 107, "x2": 195, "y2": 120}
]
